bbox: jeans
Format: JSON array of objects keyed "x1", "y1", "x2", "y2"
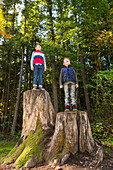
[
  {"x1": 64, "y1": 83, "x2": 76, "y2": 105},
  {"x1": 33, "y1": 64, "x2": 44, "y2": 87}
]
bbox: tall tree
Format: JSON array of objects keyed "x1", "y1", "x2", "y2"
[
  {"x1": 46, "y1": 0, "x2": 58, "y2": 113},
  {"x1": 11, "y1": 0, "x2": 27, "y2": 136},
  {"x1": 78, "y1": 44, "x2": 91, "y2": 118}
]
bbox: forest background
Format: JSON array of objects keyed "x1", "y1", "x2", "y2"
[{"x1": 0, "y1": 0, "x2": 113, "y2": 142}]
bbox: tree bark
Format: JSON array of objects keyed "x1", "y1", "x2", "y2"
[
  {"x1": 78, "y1": 44, "x2": 92, "y2": 118},
  {"x1": 22, "y1": 89, "x2": 55, "y2": 139},
  {"x1": 52, "y1": 58, "x2": 58, "y2": 113},
  {"x1": 48, "y1": 111, "x2": 78, "y2": 165},
  {"x1": 78, "y1": 111, "x2": 94, "y2": 153}
]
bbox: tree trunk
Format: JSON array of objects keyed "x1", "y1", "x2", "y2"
[
  {"x1": 11, "y1": 46, "x2": 25, "y2": 136},
  {"x1": 52, "y1": 58, "x2": 58, "y2": 113},
  {"x1": 24, "y1": 48, "x2": 28, "y2": 91},
  {"x1": 2, "y1": 69, "x2": 8, "y2": 133},
  {"x1": 47, "y1": 0, "x2": 58, "y2": 113},
  {"x1": 1, "y1": 90, "x2": 95, "y2": 169},
  {"x1": 11, "y1": 0, "x2": 27, "y2": 136},
  {"x1": 78, "y1": 44, "x2": 92, "y2": 118},
  {"x1": 3, "y1": 49, "x2": 11, "y2": 133}
]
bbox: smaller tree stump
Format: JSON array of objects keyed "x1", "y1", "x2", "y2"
[
  {"x1": 48, "y1": 112, "x2": 78, "y2": 161},
  {"x1": 48, "y1": 111, "x2": 94, "y2": 166}
]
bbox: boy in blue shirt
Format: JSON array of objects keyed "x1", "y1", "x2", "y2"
[
  {"x1": 59, "y1": 58, "x2": 78, "y2": 111},
  {"x1": 30, "y1": 43, "x2": 46, "y2": 89}
]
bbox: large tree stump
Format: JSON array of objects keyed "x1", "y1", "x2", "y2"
[
  {"x1": 22, "y1": 89, "x2": 55, "y2": 139},
  {"x1": 0, "y1": 89, "x2": 55, "y2": 168},
  {"x1": 0, "y1": 90, "x2": 96, "y2": 169}
]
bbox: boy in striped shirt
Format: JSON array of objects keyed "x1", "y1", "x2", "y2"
[{"x1": 30, "y1": 43, "x2": 46, "y2": 89}]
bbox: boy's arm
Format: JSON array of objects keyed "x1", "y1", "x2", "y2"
[
  {"x1": 74, "y1": 70, "x2": 78, "y2": 88},
  {"x1": 43, "y1": 54, "x2": 46, "y2": 71},
  {"x1": 30, "y1": 52, "x2": 34, "y2": 70},
  {"x1": 59, "y1": 70, "x2": 63, "y2": 88}
]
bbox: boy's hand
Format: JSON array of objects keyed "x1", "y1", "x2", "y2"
[
  {"x1": 60, "y1": 85, "x2": 63, "y2": 88},
  {"x1": 75, "y1": 84, "x2": 78, "y2": 88},
  {"x1": 44, "y1": 68, "x2": 46, "y2": 71},
  {"x1": 31, "y1": 66, "x2": 34, "y2": 71}
]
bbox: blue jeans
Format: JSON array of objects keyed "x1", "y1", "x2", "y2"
[{"x1": 33, "y1": 64, "x2": 44, "y2": 87}]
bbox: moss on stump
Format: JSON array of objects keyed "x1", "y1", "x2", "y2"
[{"x1": 1, "y1": 122, "x2": 54, "y2": 168}]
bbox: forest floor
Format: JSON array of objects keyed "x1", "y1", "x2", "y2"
[
  {"x1": 28, "y1": 149, "x2": 113, "y2": 170},
  {"x1": 0, "y1": 148, "x2": 113, "y2": 170},
  {"x1": 0, "y1": 137, "x2": 113, "y2": 170}
]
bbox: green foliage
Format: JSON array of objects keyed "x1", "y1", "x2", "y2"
[
  {"x1": 96, "y1": 69, "x2": 113, "y2": 84},
  {"x1": 101, "y1": 138, "x2": 113, "y2": 147},
  {"x1": 91, "y1": 117, "x2": 113, "y2": 140},
  {"x1": 90, "y1": 68, "x2": 113, "y2": 115},
  {"x1": 104, "y1": 146, "x2": 110, "y2": 156},
  {"x1": 92, "y1": 122, "x2": 107, "y2": 139}
]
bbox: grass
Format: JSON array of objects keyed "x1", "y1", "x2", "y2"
[{"x1": 0, "y1": 140, "x2": 17, "y2": 158}]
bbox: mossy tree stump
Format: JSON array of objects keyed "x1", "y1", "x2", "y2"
[
  {"x1": 0, "y1": 89, "x2": 95, "y2": 169},
  {"x1": 0, "y1": 89, "x2": 55, "y2": 168}
]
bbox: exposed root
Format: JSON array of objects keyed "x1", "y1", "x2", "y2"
[
  {"x1": 89, "y1": 140, "x2": 104, "y2": 168},
  {"x1": 61, "y1": 153, "x2": 70, "y2": 165}
]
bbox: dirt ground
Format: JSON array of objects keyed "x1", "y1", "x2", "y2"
[
  {"x1": 30, "y1": 150, "x2": 113, "y2": 170},
  {"x1": 0, "y1": 148, "x2": 113, "y2": 170}
]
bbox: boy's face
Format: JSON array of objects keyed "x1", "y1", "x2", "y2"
[
  {"x1": 35, "y1": 44, "x2": 41, "y2": 51},
  {"x1": 63, "y1": 58, "x2": 70, "y2": 66}
]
